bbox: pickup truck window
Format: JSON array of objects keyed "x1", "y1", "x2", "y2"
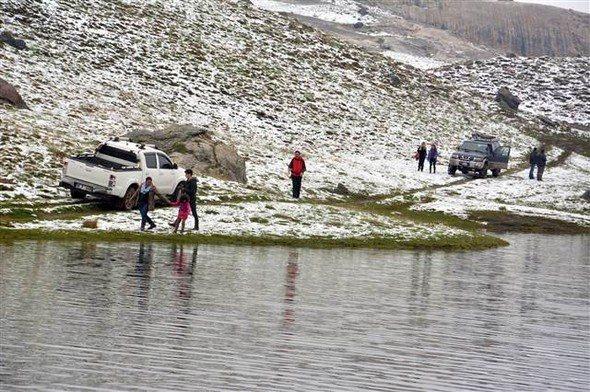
[
  {"x1": 145, "y1": 153, "x2": 157, "y2": 169},
  {"x1": 157, "y1": 153, "x2": 174, "y2": 169},
  {"x1": 97, "y1": 144, "x2": 139, "y2": 163}
]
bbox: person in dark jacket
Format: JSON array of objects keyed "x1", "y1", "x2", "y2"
[
  {"x1": 288, "y1": 151, "x2": 306, "y2": 199},
  {"x1": 529, "y1": 147, "x2": 538, "y2": 179},
  {"x1": 428, "y1": 144, "x2": 439, "y2": 174},
  {"x1": 417, "y1": 142, "x2": 427, "y2": 172},
  {"x1": 184, "y1": 169, "x2": 199, "y2": 230},
  {"x1": 131, "y1": 177, "x2": 170, "y2": 231},
  {"x1": 536, "y1": 148, "x2": 547, "y2": 181}
]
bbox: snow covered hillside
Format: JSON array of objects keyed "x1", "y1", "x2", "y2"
[
  {"x1": 1, "y1": 0, "x2": 534, "y2": 201},
  {"x1": 434, "y1": 57, "x2": 590, "y2": 126},
  {"x1": 1, "y1": 0, "x2": 587, "y2": 241}
]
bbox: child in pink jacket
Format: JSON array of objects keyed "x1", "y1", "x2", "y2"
[{"x1": 169, "y1": 194, "x2": 191, "y2": 233}]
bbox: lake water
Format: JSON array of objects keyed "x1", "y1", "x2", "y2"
[{"x1": 1, "y1": 235, "x2": 589, "y2": 391}]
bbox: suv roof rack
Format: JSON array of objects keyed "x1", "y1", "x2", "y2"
[{"x1": 470, "y1": 132, "x2": 498, "y2": 142}]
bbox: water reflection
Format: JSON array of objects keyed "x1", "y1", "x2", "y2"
[
  {"x1": 282, "y1": 251, "x2": 300, "y2": 329},
  {"x1": 171, "y1": 244, "x2": 198, "y2": 301},
  {"x1": 0, "y1": 234, "x2": 588, "y2": 391}
]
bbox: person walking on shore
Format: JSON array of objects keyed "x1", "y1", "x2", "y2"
[
  {"x1": 132, "y1": 177, "x2": 170, "y2": 231},
  {"x1": 169, "y1": 194, "x2": 191, "y2": 233},
  {"x1": 184, "y1": 169, "x2": 199, "y2": 230},
  {"x1": 417, "y1": 142, "x2": 427, "y2": 172},
  {"x1": 428, "y1": 144, "x2": 439, "y2": 174},
  {"x1": 529, "y1": 147, "x2": 538, "y2": 179},
  {"x1": 536, "y1": 148, "x2": 547, "y2": 181},
  {"x1": 288, "y1": 151, "x2": 306, "y2": 199}
]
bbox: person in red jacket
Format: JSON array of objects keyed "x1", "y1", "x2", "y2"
[{"x1": 288, "y1": 151, "x2": 306, "y2": 199}]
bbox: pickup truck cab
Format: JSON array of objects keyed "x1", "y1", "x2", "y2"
[
  {"x1": 448, "y1": 133, "x2": 511, "y2": 178},
  {"x1": 60, "y1": 138, "x2": 186, "y2": 209}
]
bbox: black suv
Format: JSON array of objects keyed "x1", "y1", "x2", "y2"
[{"x1": 448, "y1": 133, "x2": 511, "y2": 177}]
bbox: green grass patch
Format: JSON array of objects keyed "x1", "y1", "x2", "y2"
[
  {"x1": 0, "y1": 228, "x2": 508, "y2": 251},
  {"x1": 469, "y1": 210, "x2": 590, "y2": 234}
]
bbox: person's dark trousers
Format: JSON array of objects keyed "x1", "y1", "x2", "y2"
[
  {"x1": 537, "y1": 165, "x2": 545, "y2": 181},
  {"x1": 189, "y1": 197, "x2": 199, "y2": 230},
  {"x1": 429, "y1": 159, "x2": 437, "y2": 173},
  {"x1": 529, "y1": 164, "x2": 536, "y2": 179},
  {"x1": 292, "y1": 176, "x2": 302, "y2": 198},
  {"x1": 418, "y1": 158, "x2": 425, "y2": 172},
  {"x1": 139, "y1": 203, "x2": 154, "y2": 229}
]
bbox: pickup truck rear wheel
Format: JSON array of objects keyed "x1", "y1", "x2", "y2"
[
  {"x1": 70, "y1": 189, "x2": 87, "y2": 199},
  {"x1": 118, "y1": 185, "x2": 138, "y2": 211}
]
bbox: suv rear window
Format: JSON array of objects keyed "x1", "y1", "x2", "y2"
[{"x1": 96, "y1": 144, "x2": 139, "y2": 163}]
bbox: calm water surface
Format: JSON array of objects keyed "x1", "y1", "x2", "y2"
[{"x1": 1, "y1": 235, "x2": 589, "y2": 391}]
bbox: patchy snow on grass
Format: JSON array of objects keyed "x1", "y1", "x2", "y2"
[
  {"x1": 383, "y1": 51, "x2": 447, "y2": 70},
  {"x1": 413, "y1": 153, "x2": 590, "y2": 225},
  {"x1": 16, "y1": 201, "x2": 469, "y2": 240},
  {"x1": 251, "y1": 0, "x2": 377, "y2": 25}
]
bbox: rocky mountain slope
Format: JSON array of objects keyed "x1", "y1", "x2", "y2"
[
  {"x1": 251, "y1": 0, "x2": 589, "y2": 68},
  {"x1": 0, "y1": 0, "x2": 536, "y2": 201}
]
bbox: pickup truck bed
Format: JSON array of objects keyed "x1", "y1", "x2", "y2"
[{"x1": 71, "y1": 155, "x2": 140, "y2": 171}]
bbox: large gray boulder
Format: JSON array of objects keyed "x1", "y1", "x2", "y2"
[
  {"x1": 126, "y1": 124, "x2": 247, "y2": 183},
  {"x1": 0, "y1": 31, "x2": 27, "y2": 50},
  {"x1": 0, "y1": 78, "x2": 29, "y2": 109},
  {"x1": 495, "y1": 86, "x2": 521, "y2": 111}
]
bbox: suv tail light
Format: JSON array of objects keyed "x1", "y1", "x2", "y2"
[{"x1": 108, "y1": 175, "x2": 117, "y2": 188}]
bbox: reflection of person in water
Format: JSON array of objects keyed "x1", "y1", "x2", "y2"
[
  {"x1": 135, "y1": 243, "x2": 154, "y2": 309},
  {"x1": 171, "y1": 244, "x2": 198, "y2": 301},
  {"x1": 283, "y1": 251, "x2": 300, "y2": 328}
]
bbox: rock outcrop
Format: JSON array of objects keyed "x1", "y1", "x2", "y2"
[
  {"x1": 495, "y1": 86, "x2": 521, "y2": 111},
  {"x1": 0, "y1": 78, "x2": 29, "y2": 109},
  {"x1": 0, "y1": 31, "x2": 27, "y2": 50},
  {"x1": 126, "y1": 125, "x2": 247, "y2": 183}
]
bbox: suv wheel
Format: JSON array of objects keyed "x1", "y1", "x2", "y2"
[
  {"x1": 479, "y1": 162, "x2": 489, "y2": 178},
  {"x1": 118, "y1": 185, "x2": 138, "y2": 210}
]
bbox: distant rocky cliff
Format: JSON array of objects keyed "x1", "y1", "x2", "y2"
[{"x1": 374, "y1": 0, "x2": 589, "y2": 57}]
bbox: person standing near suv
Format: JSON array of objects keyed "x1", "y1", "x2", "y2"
[
  {"x1": 529, "y1": 147, "x2": 538, "y2": 179},
  {"x1": 536, "y1": 148, "x2": 547, "y2": 181},
  {"x1": 416, "y1": 142, "x2": 427, "y2": 172},
  {"x1": 184, "y1": 169, "x2": 199, "y2": 230},
  {"x1": 288, "y1": 151, "x2": 306, "y2": 199}
]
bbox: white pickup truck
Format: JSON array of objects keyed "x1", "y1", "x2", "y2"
[{"x1": 60, "y1": 138, "x2": 186, "y2": 209}]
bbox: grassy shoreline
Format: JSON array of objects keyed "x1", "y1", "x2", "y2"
[{"x1": 0, "y1": 228, "x2": 508, "y2": 251}]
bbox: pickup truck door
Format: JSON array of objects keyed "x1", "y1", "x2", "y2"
[
  {"x1": 156, "y1": 153, "x2": 176, "y2": 194},
  {"x1": 490, "y1": 146, "x2": 511, "y2": 169},
  {"x1": 143, "y1": 152, "x2": 159, "y2": 184}
]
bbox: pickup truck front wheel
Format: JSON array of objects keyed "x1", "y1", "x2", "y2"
[
  {"x1": 118, "y1": 185, "x2": 138, "y2": 210},
  {"x1": 70, "y1": 189, "x2": 87, "y2": 199}
]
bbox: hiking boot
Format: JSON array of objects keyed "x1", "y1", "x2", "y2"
[{"x1": 147, "y1": 223, "x2": 156, "y2": 230}]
